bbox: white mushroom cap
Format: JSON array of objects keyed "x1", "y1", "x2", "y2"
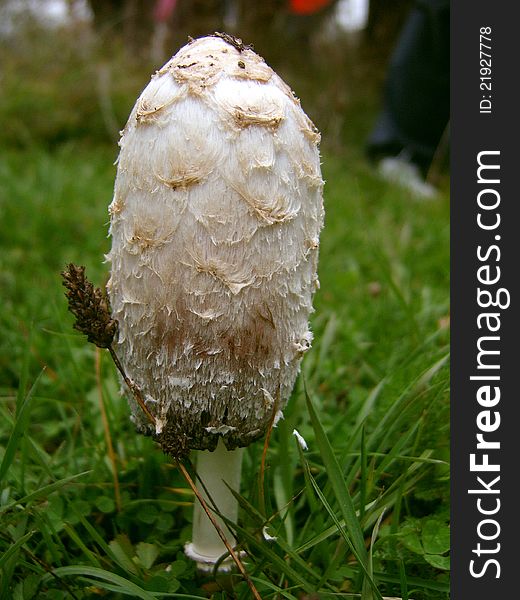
[{"x1": 107, "y1": 34, "x2": 324, "y2": 455}]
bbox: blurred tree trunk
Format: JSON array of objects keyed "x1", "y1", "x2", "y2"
[
  {"x1": 88, "y1": 0, "x2": 154, "y2": 52},
  {"x1": 88, "y1": 0, "x2": 125, "y2": 32}
]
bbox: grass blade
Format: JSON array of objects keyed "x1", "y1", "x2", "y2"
[
  {"x1": 249, "y1": 576, "x2": 300, "y2": 600},
  {"x1": 42, "y1": 566, "x2": 157, "y2": 599},
  {"x1": 0, "y1": 471, "x2": 92, "y2": 515},
  {"x1": 364, "y1": 508, "x2": 386, "y2": 599},
  {"x1": 0, "y1": 531, "x2": 35, "y2": 569},
  {"x1": 0, "y1": 369, "x2": 45, "y2": 483},
  {"x1": 304, "y1": 460, "x2": 383, "y2": 600},
  {"x1": 305, "y1": 388, "x2": 368, "y2": 564},
  {"x1": 229, "y1": 520, "x2": 316, "y2": 594}
]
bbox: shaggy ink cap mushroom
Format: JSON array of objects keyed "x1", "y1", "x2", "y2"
[
  {"x1": 107, "y1": 33, "x2": 323, "y2": 455},
  {"x1": 106, "y1": 33, "x2": 324, "y2": 569}
]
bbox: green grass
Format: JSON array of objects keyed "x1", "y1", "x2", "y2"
[
  {"x1": 0, "y1": 140, "x2": 449, "y2": 600},
  {"x1": 1, "y1": 26, "x2": 449, "y2": 600}
]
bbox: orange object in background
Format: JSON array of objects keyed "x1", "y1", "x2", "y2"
[{"x1": 289, "y1": 0, "x2": 332, "y2": 15}]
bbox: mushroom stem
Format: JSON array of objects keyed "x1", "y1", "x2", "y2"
[{"x1": 185, "y1": 439, "x2": 244, "y2": 571}]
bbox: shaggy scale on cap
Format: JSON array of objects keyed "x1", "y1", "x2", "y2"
[{"x1": 107, "y1": 34, "x2": 324, "y2": 455}]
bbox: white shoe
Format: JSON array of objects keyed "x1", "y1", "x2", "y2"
[{"x1": 378, "y1": 156, "x2": 437, "y2": 199}]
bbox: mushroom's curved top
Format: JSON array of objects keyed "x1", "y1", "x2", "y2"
[{"x1": 107, "y1": 34, "x2": 324, "y2": 456}]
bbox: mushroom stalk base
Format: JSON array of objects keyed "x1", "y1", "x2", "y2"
[{"x1": 185, "y1": 439, "x2": 244, "y2": 572}]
